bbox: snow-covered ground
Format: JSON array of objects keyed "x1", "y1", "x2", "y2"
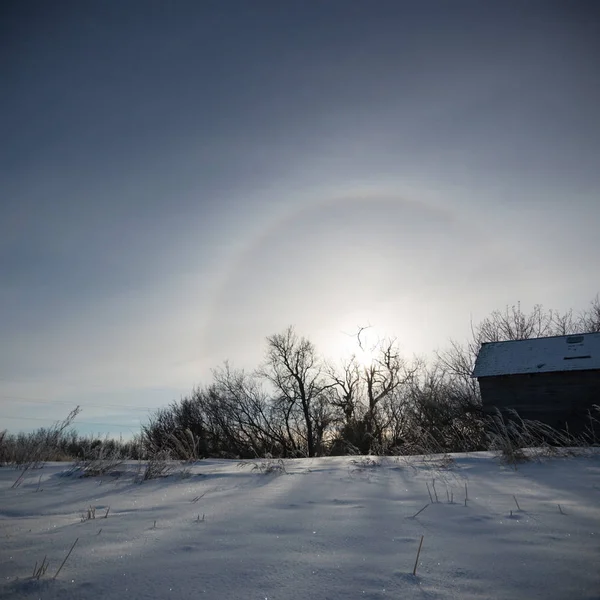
[{"x1": 1, "y1": 453, "x2": 599, "y2": 600}]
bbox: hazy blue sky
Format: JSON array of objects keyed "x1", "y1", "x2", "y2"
[{"x1": 2, "y1": 1, "x2": 599, "y2": 435}]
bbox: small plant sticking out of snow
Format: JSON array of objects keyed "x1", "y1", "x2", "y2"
[
  {"x1": 350, "y1": 456, "x2": 382, "y2": 470},
  {"x1": 412, "y1": 535, "x2": 425, "y2": 576},
  {"x1": 407, "y1": 504, "x2": 429, "y2": 519},
  {"x1": 486, "y1": 408, "x2": 598, "y2": 468},
  {"x1": 71, "y1": 446, "x2": 125, "y2": 478},
  {"x1": 141, "y1": 449, "x2": 174, "y2": 481},
  {"x1": 32, "y1": 556, "x2": 49, "y2": 580},
  {"x1": 81, "y1": 505, "x2": 96, "y2": 521},
  {"x1": 166, "y1": 429, "x2": 202, "y2": 463},
  {"x1": 178, "y1": 465, "x2": 193, "y2": 479},
  {"x1": 30, "y1": 538, "x2": 79, "y2": 582},
  {"x1": 426, "y1": 482, "x2": 434, "y2": 503},
  {"x1": 437, "y1": 454, "x2": 456, "y2": 469},
  {"x1": 238, "y1": 458, "x2": 287, "y2": 475},
  {"x1": 431, "y1": 479, "x2": 439, "y2": 502},
  {"x1": 53, "y1": 538, "x2": 78, "y2": 580}
]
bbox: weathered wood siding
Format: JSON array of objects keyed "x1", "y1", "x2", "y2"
[{"x1": 478, "y1": 369, "x2": 600, "y2": 434}]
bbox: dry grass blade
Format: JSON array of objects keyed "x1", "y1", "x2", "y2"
[
  {"x1": 407, "y1": 504, "x2": 429, "y2": 519},
  {"x1": 412, "y1": 535, "x2": 424, "y2": 576},
  {"x1": 432, "y1": 479, "x2": 439, "y2": 503},
  {"x1": 53, "y1": 538, "x2": 79, "y2": 580},
  {"x1": 32, "y1": 556, "x2": 49, "y2": 580},
  {"x1": 425, "y1": 482, "x2": 433, "y2": 503},
  {"x1": 486, "y1": 408, "x2": 596, "y2": 468}
]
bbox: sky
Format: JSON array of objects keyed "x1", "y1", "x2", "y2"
[{"x1": 1, "y1": 0, "x2": 599, "y2": 436}]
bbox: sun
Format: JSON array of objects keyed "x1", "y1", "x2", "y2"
[
  {"x1": 335, "y1": 324, "x2": 382, "y2": 368},
  {"x1": 354, "y1": 343, "x2": 376, "y2": 368}
]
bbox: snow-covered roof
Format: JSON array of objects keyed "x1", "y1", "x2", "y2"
[{"x1": 472, "y1": 332, "x2": 600, "y2": 378}]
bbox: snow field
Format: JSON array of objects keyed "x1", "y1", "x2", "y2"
[{"x1": 1, "y1": 453, "x2": 599, "y2": 600}]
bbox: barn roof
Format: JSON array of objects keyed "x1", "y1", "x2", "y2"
[{"x1": 472, "y1": 332, "x2": 600, "y2": 378}]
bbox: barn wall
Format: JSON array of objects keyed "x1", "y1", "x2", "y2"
[{"x1": 478, "y1": 369, "x2": 600, "y2": 433}]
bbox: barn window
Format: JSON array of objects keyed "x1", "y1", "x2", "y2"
[{"x1": 566, "y1": 335, "x2": 584, "y2": 344}]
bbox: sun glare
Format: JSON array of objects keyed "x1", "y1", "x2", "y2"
[
  {"x1": 335, "y1": 324, "x2": 382, "y2": 368},
  {"x1": 354, "y1": 343, "x2": 376, "y2": 368}
]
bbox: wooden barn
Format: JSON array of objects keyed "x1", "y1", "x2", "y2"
[{"x1": 472, "y1": 332, "x2": 600, "y2": 434}]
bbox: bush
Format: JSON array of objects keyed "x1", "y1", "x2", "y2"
[
  {"x1": 69, "y1": 445, "x2": 125, "y2": 477},
  {"x1": 486, "y1": 408, "x2": 598, "y2": 466},
  {"x1": 140, "y1": 448, "x2": 174, "y2": 481}
]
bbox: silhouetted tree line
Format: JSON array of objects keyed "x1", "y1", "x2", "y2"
[
  {"x1": 3, "y1": 296, "x2": 597, "y2": 464},
  {"x1": 142, "y1": 295, "x2": 600, "y2": 459}
]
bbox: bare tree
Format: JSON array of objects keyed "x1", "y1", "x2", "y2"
[
  {"x1": 580, "y1": 294, "x2": 600, "y2": 333},
  {"x1": 362, "y1": 336, "x2": 418, "y2": 446},
  {"x1": 259, "y1": 327, "x2": 331, "y2": 457},
  {"x1": 212, "y1": 364, "x2": 292, "y2": 457},
  {"x1": 476, "y1": 303, "x2": 556, "y2": 343},
  {"x1": 436, "y1": 338, "x2": 481, "y2": 401},
  {"x1": 474, "y1": 301, "x2": 593, "y2": 342},
  {"x1": 439, "y1": 300, "x2": 590, "y2": 400},
  {"x1": 325, "y1": 354, "x2": 363, "y2": 426},
  {"x1": 327, "y1": 329, "x2": 419, "y2": 453},
  {"x1": 311, "y1": 391, "x2": 337, "y2": 456},
  {"x1": 550, "y1": 308, "x2": 578, "y2": 336}
]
